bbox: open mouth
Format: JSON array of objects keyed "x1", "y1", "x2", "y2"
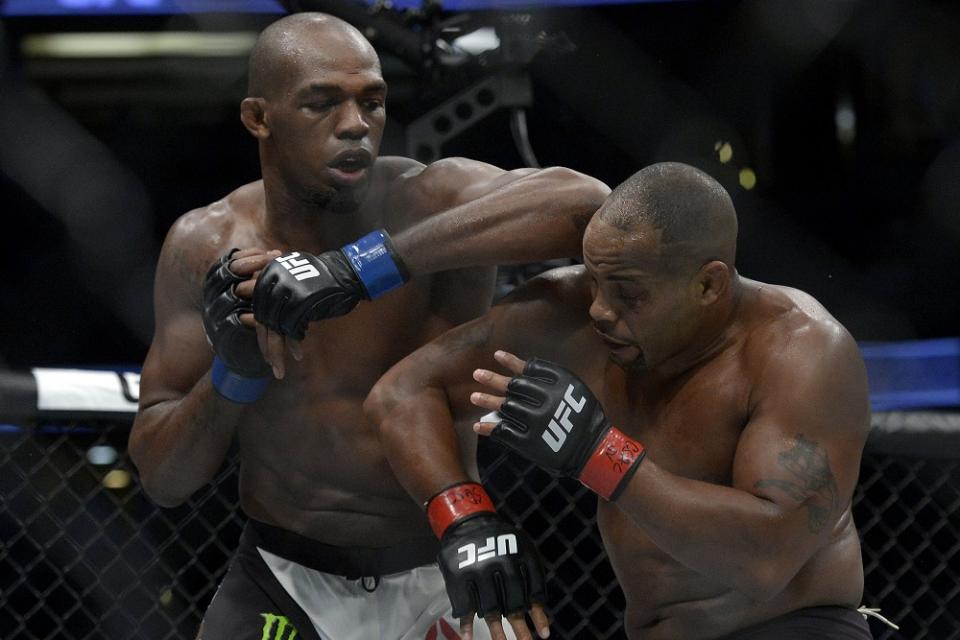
[{"x1": 329, "y1": 149, "x2": 372, "y2": 173}]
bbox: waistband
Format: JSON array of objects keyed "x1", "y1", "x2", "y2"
[
  {"x1": 243, "y1": 519, "x2": 439, "y2": 580},
  {"x1": 727, "y1": 606, "x2": 873, "y2": 639}
]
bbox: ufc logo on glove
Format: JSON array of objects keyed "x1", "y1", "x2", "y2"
[
  {"x1": 276, "y1": 252, "x2": 320, "y2": 281},
  {"x1": 542, "y1": 384, "x2": 587, "y2": 452},
  {"x1": 458, "y1": 534, "x2": 519, "y2": 568}
]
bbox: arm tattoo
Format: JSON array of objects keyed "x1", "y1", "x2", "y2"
[{"x1": 755, "y1": 435, "x2": 839, "y2": 533}]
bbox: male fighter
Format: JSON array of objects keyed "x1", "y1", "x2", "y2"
[
  {"x1": 128, "y1": 12, "x2": 608, "y2": 640},
  {"x1": 367, "y1": 162, "x2": 874, "y2": 639}
]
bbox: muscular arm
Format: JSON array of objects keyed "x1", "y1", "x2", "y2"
[
  {"x1": 614, "y1": 326, "x2": 870, "y2": 601},
  {"x1": 391, "y1": 159, "x2": 609, "y2": 275},
  {"x1": 367, "y1": 268, "x2": 591, "y2": 503},
  {"x1": 128, "y1": 217, "x2": 245, "y2": 507}
]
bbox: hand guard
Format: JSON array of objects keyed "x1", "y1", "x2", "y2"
[
  {"x1": 428, "y1": 482, "x2": 546, "y2": 619},
  {"x1": 253, "y1": 230, "x2": 409, "y2": 340},
  {"x1": 202, "y1": 249, "x2": 271, "y2": 402},
  {"x1": 493, "y1": 358, "x2": 645, "y2": 500}
]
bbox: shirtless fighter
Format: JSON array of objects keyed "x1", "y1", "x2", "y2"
[
  {"x1": 367, "y1": 162, "x2": 874, "y2": 639},
  {"x1": 128, "y1": 12, "x2": 608, "y2": 640}
]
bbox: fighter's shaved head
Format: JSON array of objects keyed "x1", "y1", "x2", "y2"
[
  {"x1": 247, "y1": 12, "x2": 380, "y2": 99},
  {"x1": 598, "y1": 162, "x2": 738, "y2": 273}
]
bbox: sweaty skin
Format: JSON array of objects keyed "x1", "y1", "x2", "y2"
[
  {"x1": 368, "y1": 192, "x2": 870, "y2": 639},
  {"x1": 127, "y1": 15, "x2": 606, "y2": 638}
]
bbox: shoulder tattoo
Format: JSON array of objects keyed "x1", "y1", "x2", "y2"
[{"x1": 755, "y1": 434, "x2": 840, "y2": 534}]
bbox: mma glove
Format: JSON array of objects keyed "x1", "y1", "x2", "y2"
[
  {"x1": 427, "y1": 482, "x2": 546, "y2": 619},
  {"x1": 493, "y1": 358, "x2": 646, "y2": 501},
  {"x1": 253, "y1": 229, "x2": 409, "y2": 340},
  {"x1": 202, "y1": 249, "x2": 271, "y2": 403}
]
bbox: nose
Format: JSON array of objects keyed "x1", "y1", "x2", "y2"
[
  {"x1": 589, "y1": 288, "x2": 618, "y2": 326},
  {"x1": 336, "y1": 100, "x2": 370, "y2": 140}
]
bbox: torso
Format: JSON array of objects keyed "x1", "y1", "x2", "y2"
[
  {"x1": 519, "y1": 268, "x2": 865, "y2": 639},
  {"x1": 193, "y1": 157, "x2": 495, "y2": 547}
]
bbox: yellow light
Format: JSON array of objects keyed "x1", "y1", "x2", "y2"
[
  {"x1": 102, "y1": 469, "x2": 131, "y2": 490},
  {"x1": 159, "y1": 589, "x2": 173, "y2": 608},
  {"x1": 716, "y1": 142, "x2": 733, "y2": 164},
  {"x1": 739, "y1": 168, "x2": 757, "y2": 190}
]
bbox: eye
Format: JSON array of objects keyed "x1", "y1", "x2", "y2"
[
  {"x1": 363, "y1": 98, "x2": 385, "y2": 111},
  {"x1": 618, "y1": 286, "x2": 648, "y2": 307},
  {"x1": 303, "y1": 100, "x2": 335, "y2": 113}
]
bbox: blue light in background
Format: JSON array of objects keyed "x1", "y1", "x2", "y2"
[
  {"x1": 1, "y1": 0, "x2": 286, "y2": 15},
  {"x1": 1, "y1": 0, "x2": 677, "y2": 17}
]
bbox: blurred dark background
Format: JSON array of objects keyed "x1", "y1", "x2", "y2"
[{"x1": 1, "y1": 0, "x2": 958, "y2": 369}]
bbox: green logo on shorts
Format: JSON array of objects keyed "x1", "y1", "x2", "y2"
[{"x1": 260, "y1": 613, "x2": 298, "y2": 640}]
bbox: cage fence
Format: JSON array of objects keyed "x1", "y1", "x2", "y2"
[{"x1": 2, "y1": 411, "x2": 958, "y2": 639}]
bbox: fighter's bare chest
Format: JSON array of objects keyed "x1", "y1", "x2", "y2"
[{"x1": 599, "y1": 360, "x2": 751, "y2": 484}]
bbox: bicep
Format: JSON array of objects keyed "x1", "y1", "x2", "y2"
[
  {"x1": 137, "y1": 231, "x2": 214, "y2": 409},
  {"x1": 732, "y1": 333, "x2": 870, "y2": 534}
]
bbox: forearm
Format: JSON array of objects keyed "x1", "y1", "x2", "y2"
[
  {"x1": 368, "y1": 385, "x2": 476, "y2": 506},
  {"x1": 616, "y1": 459, "x2": 817, "y2": 600},
  {"x1": 393, "y1": 167, "x2": 608, "y2": 275},
  {"x1": 129, "y1": 375, "x2": 243, "y2": 507}
]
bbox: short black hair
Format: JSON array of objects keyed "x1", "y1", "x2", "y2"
[{"x1": 599, "y1": 162, "x2": 737, "y2": 272}]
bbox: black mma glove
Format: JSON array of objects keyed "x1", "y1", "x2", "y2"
[
  {"x1": 253, "y1": 229, "x2": 409, "y2": 340},
  {"x1": 427, "y1": 482, "x2": 546, "y2": 619},
  {"x1": 202, "y1": 249, "x2": 271, "y2": 403},
  {"x1": 494, "y1": 358, "x2": 646, "y2": 500}
]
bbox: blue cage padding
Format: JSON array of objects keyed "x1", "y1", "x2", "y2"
[{"x1": 861, "y1": 338, "x2": 960, "y2": 411}]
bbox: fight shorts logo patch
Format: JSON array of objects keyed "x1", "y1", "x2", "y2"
[
  {"x1": 542, "y1": 384, "x2": 586, "y2": 453},
  {"x1": 457, "y1": 534, "x2": 518, "y2": 569},
  {"x1": 259, "y1": 612, "x2": 299, "y2": 640},
  {"x1": 425, "y1": 617, "x2": 462, "y2": 639},
  {"x1": 276, "y1": 252, "x2": 320, "y2": 281}
]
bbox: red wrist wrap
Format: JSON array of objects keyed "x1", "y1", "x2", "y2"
[
  {"x1": 578, "y1": 427, "x2": 646, "y2": 501},
  {"x1": 426, "y1": 482, "x2": 496, "y2": 539}
]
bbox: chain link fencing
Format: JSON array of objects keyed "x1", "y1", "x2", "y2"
[{"x1": 2, "y1": 413, "x2": 958, "y2": 639}]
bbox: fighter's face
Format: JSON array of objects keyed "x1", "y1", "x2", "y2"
[
  {"x1": 266, "y1": 41, "x2": 386, "y2": 212},
  {"x1": 582, "y1": 218, "x2": 700, "y2": 371}
]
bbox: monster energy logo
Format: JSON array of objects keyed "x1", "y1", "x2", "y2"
[{"x1": 260, "y1": 613, "x2": 298, "y2": 640}]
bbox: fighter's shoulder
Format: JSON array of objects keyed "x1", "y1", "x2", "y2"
[
  {"x1": 494, "y1": 265, "x2": 592, "y2": 320},
  {"x1": 744, "y1": 280, "x2": 860, "y2": 372},
  {"x1": 160, "y1": 181, "x2": 264, "y2": 279},
  {"x1": 382, "y1": 156, "x2": 506, "y2": 201}
]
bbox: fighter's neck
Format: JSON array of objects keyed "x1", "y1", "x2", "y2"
[
  {"x1": 260, "y1": 185, "x2": 375, "y2": 252},
  {"x1": 651, "y1": 273, "x2": 745, "y2": 381}
]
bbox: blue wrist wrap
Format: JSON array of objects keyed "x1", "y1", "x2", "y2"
[
  {"x1": 341, "y1": 229, "x2": 408, "y2": 299},
  {"x1": 211, "y1": 356, "x2": 269, "y2": 403}
]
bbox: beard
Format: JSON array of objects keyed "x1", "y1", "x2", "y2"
[
  {"x1": 609, "y1": 349, "x2": 647, "y2": 373},
  {"x1": 307, "y1": 183, "x2": 366, "y2": 214}
]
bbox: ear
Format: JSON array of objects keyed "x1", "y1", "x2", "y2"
[
  {"x1": 240, "y1": 97, "x2": 270, "y2": 139},
  {"x1": 695, "y1": 260, "x2": 730, "y2": 306}
]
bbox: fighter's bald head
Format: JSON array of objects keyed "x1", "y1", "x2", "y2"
[
  {"x1": 247, "y1": 12, "x2": 380, "y2": 99},
  {"x1": 597, "y1": 162, "x2": 738, "y2": 273}
]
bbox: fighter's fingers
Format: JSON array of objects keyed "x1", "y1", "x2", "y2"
[
  {"x1": 530, "y1": 604, "x2": 551, "y2": 639},
  {"x1": 473, "y1": 368, "x2": 512, "y2": 393},
  {"x1": 473, "y1": 421, "x2": 497, "y2": 437},
  {"x1": 287, "y1": 338, "x2": 303, "y2": 362},
  {"x1": 234, "y1": 279, "x2": 255, "y2": 299},
  {"x1": 238, "y1": 312, "x2": 256, "y2": 329},
  {"x1": 470, "y1": 391, "x2": 505, "y2": 413},
  {"x1": 265, "y1": 330, "x2": 286, "y2": 379},
  {"x1": 230, "y1": 250, "x2": 279, "y2": 275},
  {"x1": 505, "y1": 612, "x2": 534, "y2": 640},
  {"x1": 459, "y1": 615, "x2": 475, "y2": 640},
  {"x1": 255, "y1": 323, "x2": 275, "y2": 375},
  {"x1": 494, "y1": 350, "x2": 527, "y2": 374},
  {"x1": 483, "y1": 615, "x2": 510, "y2": 640}
]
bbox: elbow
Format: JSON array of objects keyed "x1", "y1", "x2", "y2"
[
  {"x1": 128, "y1": 424, "x2": 190, "y2": 509},
  {"x1": 364, "y1": 376, "x2": 403, "y2": 442},
  {"x1": 544, "y1": 167, "x2": 610, "y2": 210}
]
